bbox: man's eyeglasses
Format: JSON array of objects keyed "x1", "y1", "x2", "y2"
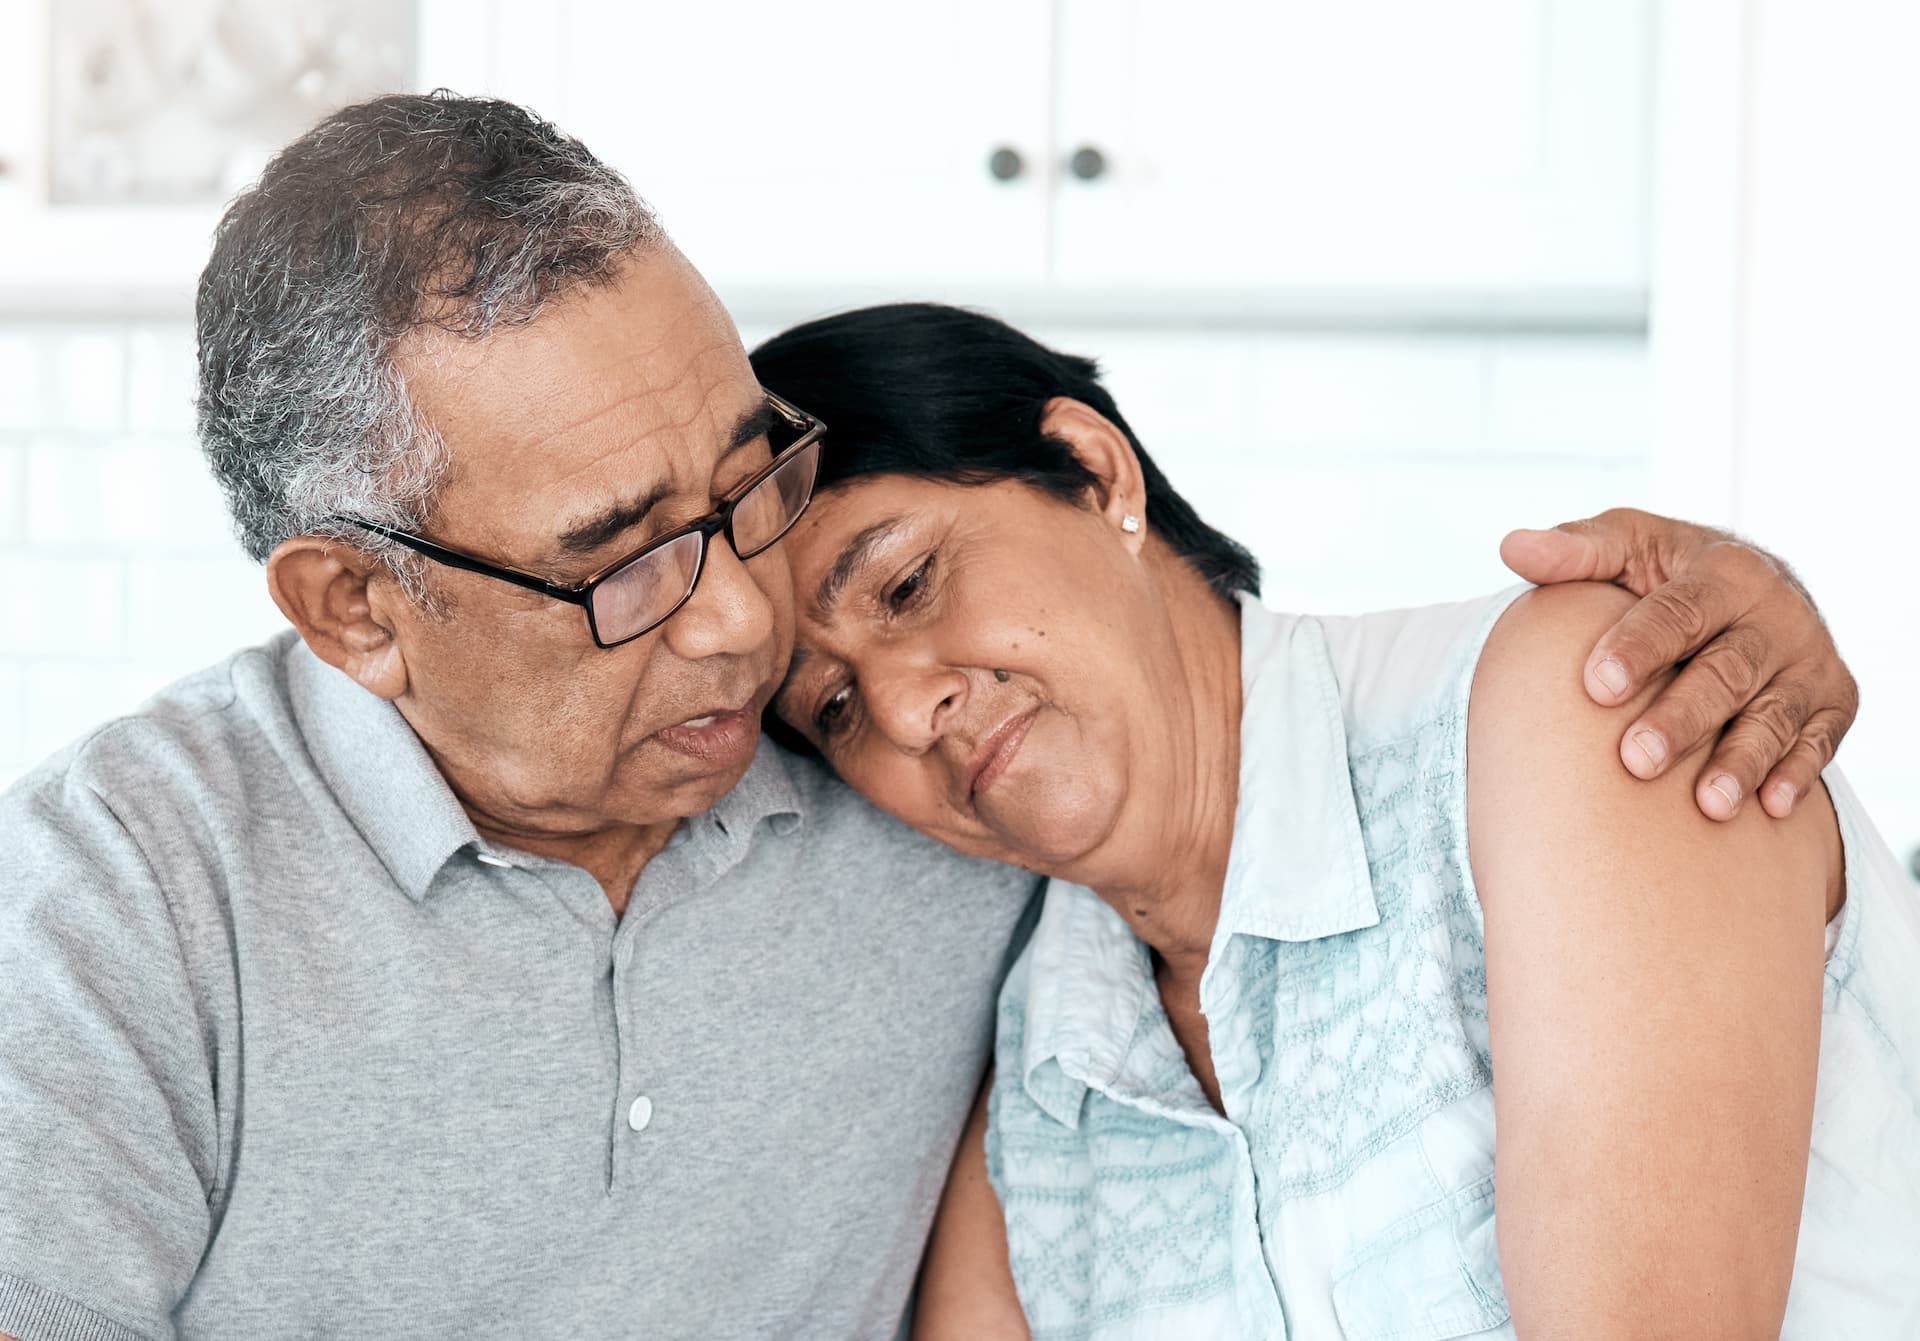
[{"x1": 334, "y1": 392, "x2": 825, "y2": 649}]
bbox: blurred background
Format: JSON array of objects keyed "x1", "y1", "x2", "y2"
[{"x1": 0, "y1": 0, "x2": 1913, "y2": 875}]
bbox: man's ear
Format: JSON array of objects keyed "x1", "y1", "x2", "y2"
[
  {"x1": 266, "y1": 536, "x2": 410, "y2": 701},
  {"x1": 1038, "y1": 397, "x2": 1149, "y2": 555}
]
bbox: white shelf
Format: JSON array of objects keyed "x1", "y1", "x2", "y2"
[
  {"x1": 0, "y1": 206, "x2": 220, "y2": 317},
  {"x1": 0, "y1": 216, "x2": 1648, "y2": 338}
]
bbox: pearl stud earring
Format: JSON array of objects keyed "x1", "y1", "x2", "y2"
[{"x1": 1121, "y1": 514, "x2": 1141, "y2": 533}]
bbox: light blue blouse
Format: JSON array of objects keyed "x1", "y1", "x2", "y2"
[{"x1": 986, "y1": 587, "x2": 1920, "y2": 1339}]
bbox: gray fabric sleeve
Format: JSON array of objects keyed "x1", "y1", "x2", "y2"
[{"x1": 0, "y1": 770, "x2": 217, "y2": 1341}]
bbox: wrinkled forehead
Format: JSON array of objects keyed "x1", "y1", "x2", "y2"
[
  {"x1": 394, "y1": 250, "x2": 767, "y2": 551},
  {"x1": 401, "y1": 250, "x2": 751, "y2": 464}
]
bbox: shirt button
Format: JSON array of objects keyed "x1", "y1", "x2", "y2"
[
  {"x1": 476, "y1": 851, "x2": 513, "y2": 869},
  {"x1": 627, "y1": 1095, "x2": 654, "y2": 1132}
]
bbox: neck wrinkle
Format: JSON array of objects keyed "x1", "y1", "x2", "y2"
[
  {"x1": 430, "y1": 743, "x2": 681, "y2": 913},
  {"x1": 392, "y1": 695, "x2": 686, "y2": 915},
  {"x1": 1087, "y1": 560, "x2": 1245, "y2": 980}
]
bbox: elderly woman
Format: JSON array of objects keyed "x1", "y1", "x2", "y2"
[{"x1": 750, "y1": 305, "x2": 1920, "y2": 1339}]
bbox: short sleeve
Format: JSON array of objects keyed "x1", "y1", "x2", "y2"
[{"x1": 0, "y1": 770, "x2": 218, "y2": 1341}]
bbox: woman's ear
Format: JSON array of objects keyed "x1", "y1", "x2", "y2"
[
  {"x1": 1038, "y1": 396, "x2": 1149, "y2": 554},
  {"x1": 266, "y1": 536, "x2": 412, "y2": 701}
]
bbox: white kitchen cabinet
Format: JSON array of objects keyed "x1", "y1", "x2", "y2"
[
  {"x1": 5, "y1": 0, "x2": 1651, "y2": 317},
  {"x1": 1051, "y1": 0, "x2": 1649, "y2": 296},
  {"x1": 554, "y1": 0, "x2": 1055, "y2": 288},
  {"x1": 546, "y1": 0, "x2": 1651, "y2": 305}
]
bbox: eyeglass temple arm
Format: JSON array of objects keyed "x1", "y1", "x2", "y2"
[{"x1": 331, "y1": 517, "x2": 591, "y2": 606}]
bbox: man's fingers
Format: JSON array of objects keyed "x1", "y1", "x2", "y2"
[
  {"x1": 1588, "y1": 576, "x2": 1745, "y2": 708},
  {"x1": 1615, "y1": 622, "x2": 1774, "y2": 777},
  {"x1": 1688, "y1": 675, "x2": 1816, "y2": 820},
  {"x1": 1501, "y1": 526, "x2": 1609, "y2": 585},
  {"x1": 1500, "y1": 512, "x2": 1642, "y2": 586},
  {"x1": 1759, "y1": 707, "x2": 1855, "y2": 818},
  {"x1": 1516, "y1": 514, "x2": 1857, "y2": 820}
]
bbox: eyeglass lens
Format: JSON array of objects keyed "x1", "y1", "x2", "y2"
[{"x1": 587, "y1": 438, "x2": 821, "y2": 644}]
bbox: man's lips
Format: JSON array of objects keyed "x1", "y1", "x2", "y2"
[
  {"x1": 966, "y1": 707, "x2": 1040, "y2": 802},
  {"x1": 651, "y1": 698, "x2": 761, "y2": 764}
]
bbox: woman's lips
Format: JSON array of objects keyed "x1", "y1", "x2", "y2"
[
  {"x1": 653, "y1": 708, "x2": 758, "y2": 764},
  {"x1": 968, "y1": 707, "x2": 1041, "y2": 802}
]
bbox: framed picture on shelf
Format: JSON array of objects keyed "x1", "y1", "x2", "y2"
[{"x1": 47, "y1": 0, "x2": 415, "y2": 205}]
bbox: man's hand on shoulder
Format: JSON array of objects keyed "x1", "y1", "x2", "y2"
[{"x1": 1502, "y1": 508, "x2": 1857, "y2": 822}]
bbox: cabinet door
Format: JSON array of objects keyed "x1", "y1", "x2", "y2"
[
  {"x1": 1052, "y1": 0, "x2": 1649, "y2": 297},
  {"x1": 556, "y1": 0, "x2": 1052, "y2": 291}
]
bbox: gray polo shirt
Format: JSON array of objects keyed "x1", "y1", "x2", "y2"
[{"x1": 0, "y1": 632, "x2": 1038, "y2": 1341}]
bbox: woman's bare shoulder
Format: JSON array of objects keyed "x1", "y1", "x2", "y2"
[{"x1": 1467, "y1": 578, "x2": 1839, "y2": 922}]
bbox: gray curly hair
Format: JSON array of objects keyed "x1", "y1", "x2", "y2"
[{"x1": 195, "y1": 91, "x2": 663, "y2": 596}]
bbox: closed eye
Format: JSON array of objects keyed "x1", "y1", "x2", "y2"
[
  {"x1": 809, "y1": 552, "x2": 935, "y2": 741},
  {"x1": 888, "y1": 555, "x2": 934, "y2": 613}
]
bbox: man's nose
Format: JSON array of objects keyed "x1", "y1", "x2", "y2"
[
  {"x1": 863, "y1": 656, "x2": 969, "y2": 756},
  {"x1": 662, "y1": 534, "x2": 776, "y2": 663}
]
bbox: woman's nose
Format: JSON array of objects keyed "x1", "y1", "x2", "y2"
[{"x1": 864, "y1": 660, "x2": 969, "y2": 755}]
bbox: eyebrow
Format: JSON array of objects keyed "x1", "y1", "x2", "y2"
[
  {"x1": 815, "y1": 515, "x2": 910, "y2": 615},
  {"x1": 550, "y1": 398, "x2": 778, "y2": 559}
]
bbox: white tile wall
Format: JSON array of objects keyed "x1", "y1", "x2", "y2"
[
  {"x1": 1034, "y1": 326, "x2": 1652, "y2": 615},
  {"x1": 0, "y1": 333, "x2": 43, "y2": 432},
  {"x1": 0, "y1": 320, "x2": 285, "y2": 783},
  {"x1": 1, "y1": 316, "x2": 1652, "y2": 787},
  {"x1": 0, "y1": 664, "x2": 21, "y2": 770},
  {"x1": 0, "y1": 440, "x2": 25, "y2": 540},
  {"x1": 126, "y1": 325, "x2": 202, "y2": 434}
]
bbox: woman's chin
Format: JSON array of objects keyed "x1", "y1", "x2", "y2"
[{"x1": 974, "y1": 769, "x2": 1120, "y2": 874}]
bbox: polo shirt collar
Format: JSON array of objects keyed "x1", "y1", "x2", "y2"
[
  {"x1": 286, "y1": 638, "x2": 808, "y2": 902},
  {"x1": 285, "y1": 638, "x2": 480, "y2": 902},
  {"x1": 709, "y1": 738, "x2": 806, "y2": 843}
]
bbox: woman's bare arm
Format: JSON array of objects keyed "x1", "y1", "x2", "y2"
[
  {"x1": 911, "y1": 1073, "x2": 1029, "y2": 1341},
  {"x1": 1468, "y1": 582, "x2": 1840, "y2": 1339}
]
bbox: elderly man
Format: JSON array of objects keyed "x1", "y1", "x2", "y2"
[{"x1": 0, "y1": 94, "x2": 1858, "y2": 1339}]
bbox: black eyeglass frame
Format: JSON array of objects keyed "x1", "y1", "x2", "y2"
[{"x1": 333, "y1": 392, "x2": 826, "y2": 649}]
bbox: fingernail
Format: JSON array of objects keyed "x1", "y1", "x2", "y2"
[
  {"x1": 1591, "y1": 657, "x2": 1630, "y2": 701},
  {"x1": 1765, "y1": 781, "x2": 1797, "y2": 815},
  {"x1": 1705, "y1": 774, "x2": 1742, "y2": 819},
  {"x1": 1624, "y1": 729, "x2": 1666, "y2": 775}
]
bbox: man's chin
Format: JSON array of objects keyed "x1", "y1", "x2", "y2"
[{"x1": 635, "y1": 730, "x2": 764, "y2": 813}]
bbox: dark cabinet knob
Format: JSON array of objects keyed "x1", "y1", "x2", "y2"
[
  {"x1": 1908, "y1": 844, "x2": 1920, "y2": 883},
  {"x1": 1068, "y1": 145, "x2": 1108, "y2": 181},
  {"x1": 987, "y1": 146, "x2": 1025, "y2": 182}
]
